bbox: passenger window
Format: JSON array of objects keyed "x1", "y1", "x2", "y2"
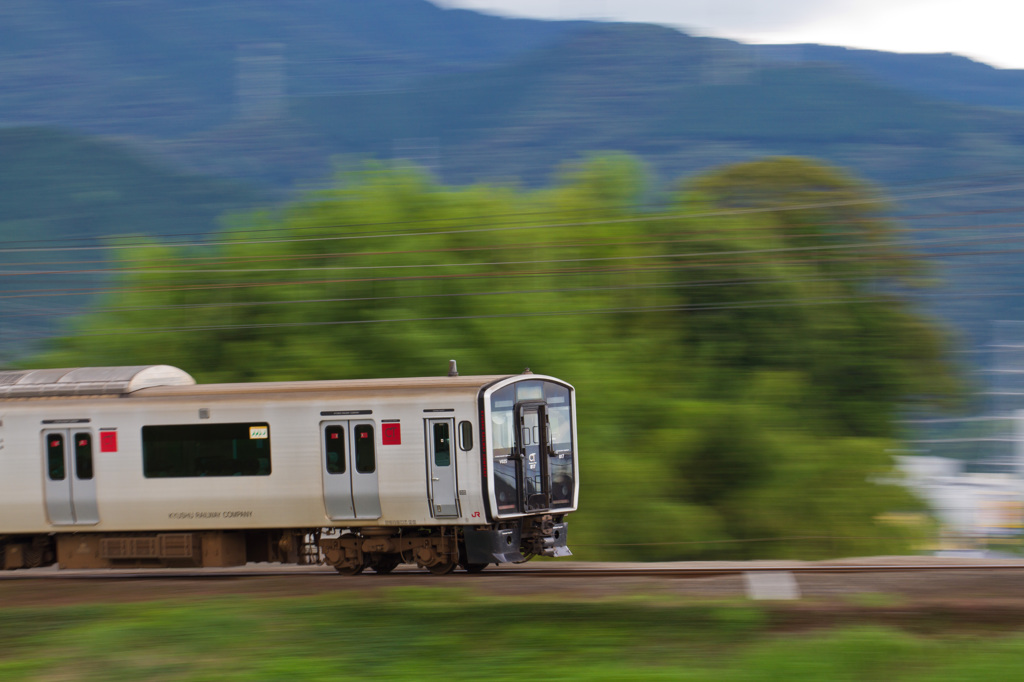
[
  {"x1": 325, "y1": 425, "x2": 346, "y2": 474},
  {"x1": 142, "y1": 423, "x2": 271, "y2": 478},
  {"x1": 549, "y1": 413, "x2": 572, "y2": 452},
  {"x1": 354, "y1": 424, "x2": 376, "y2": 474},
  {"x1": 47, "y1": 434, "x2": 65, "y2": 481},
  {"x1": 458, "y1": 420, "x2": 473, "y2": 451},
  {"x1": 490, "y1": 385, "x2": 515, "y2": 459},
  {"x1": 434, "y1": 422, "x2": 451, "y2": 467},
  {"x1": 74, "y1": 432, "x2": 93, "y2": 480}
]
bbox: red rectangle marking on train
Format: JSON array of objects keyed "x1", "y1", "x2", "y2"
[
  {"x1": 100, "y1": 431, "x2": 118, "y2": 452},
  {"x1": 382, "y1": 423, "x2": 401, "y2": 445}
]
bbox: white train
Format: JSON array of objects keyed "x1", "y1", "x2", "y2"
[{"x1": 0, "y1": 363, "x2": 577, "y2": 574}]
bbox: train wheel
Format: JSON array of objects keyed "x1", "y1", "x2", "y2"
[
  {"x1": 333, "y1": 561, "x2": 365, "y2": 576},
  {"x1": 461, "y1": 562, "x2": 488, "y2": 574},
  {"x1": 368, "y1": 555, "x2": 401, "y2": 575},
  {"x1": 427, "y1": 560, "x2": 456, "y2": 575}
]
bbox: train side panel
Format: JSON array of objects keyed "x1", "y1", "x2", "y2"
[
  {"x1": 0, "y1": 410, "x2": 53, "y2": 532},
  {"x1": 1, "y1": 389, "x2": 486, "y2": 534}
]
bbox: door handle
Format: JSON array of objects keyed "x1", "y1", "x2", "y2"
[{"x1": 431, "y1": 477, "x2": 440, "y2": 481}]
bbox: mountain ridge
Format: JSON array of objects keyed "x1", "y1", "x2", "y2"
[{"x1": 4, "y1": 0, "x2": 1024, "y2": 361}]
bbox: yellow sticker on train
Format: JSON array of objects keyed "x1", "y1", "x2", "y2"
[{"x1": 249, "y1": 426, "x2": 269, "y2": 439}]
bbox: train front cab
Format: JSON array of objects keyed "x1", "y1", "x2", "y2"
[{"x1": 465, "y1": 375, "x2": 577, "y2": 565}]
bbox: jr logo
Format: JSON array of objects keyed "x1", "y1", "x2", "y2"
[{"x1": 471, "y1": 511, "x2": 481, "y2": 518}]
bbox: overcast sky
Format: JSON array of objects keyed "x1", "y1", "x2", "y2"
[{"x1": 434, "y1": 0, "x2": 1023, "y2": 70}]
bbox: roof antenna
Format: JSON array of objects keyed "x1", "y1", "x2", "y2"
[
  {"x1": 522, "y1": 367, "x2": 533, "y2": 374},
  {"x1": 448, "y1": 359, "x2": 459, "y2": 377}
]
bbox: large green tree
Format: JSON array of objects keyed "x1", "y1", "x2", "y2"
[{"x1": 32, "y1": 155, "x2": 957, "y2": 559}]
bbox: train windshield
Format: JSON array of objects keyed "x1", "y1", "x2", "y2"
[{"x1": 488, "y1": 378, "x2": 576, "y2": 516}]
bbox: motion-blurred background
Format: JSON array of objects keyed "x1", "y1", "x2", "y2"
[{"x1": 5, "y1": 0, "x2": 1024, "y2": 560}]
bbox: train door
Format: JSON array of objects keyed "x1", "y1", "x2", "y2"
[
  {"x1": 320, "y1": 421, "x2": 382, "y2": 520},
  {"x1": 42, "y1": 429, "x2": 99, "y2": 525},
  {"x1": 517, "y1": 402, "x2": 551, "y2": 511},
  {"x1": 425, "y1": 418, "x2": 459, "y2": 518}
]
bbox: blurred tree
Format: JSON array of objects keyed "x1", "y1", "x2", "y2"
[
  {"x1": 676, "y1": 157, "x2": 957, "y2": 437},
  {"x1": 32, "y1": 155, "x2": 957, "y2": 560}
]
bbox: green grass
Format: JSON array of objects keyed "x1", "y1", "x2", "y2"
[{"x1": 2, "y1": 589, "x2": 1024, "y2": 680}]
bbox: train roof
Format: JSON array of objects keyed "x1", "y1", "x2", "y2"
[
  {"x1": 135, "y1": 374, "x2": 518, "y2": 399},
  {"x1": 0, "y1": 365, "x2": 195, "y2": 399},
  {"x1": 0, "y1": 365, "x2": 528, "y2": 400}
]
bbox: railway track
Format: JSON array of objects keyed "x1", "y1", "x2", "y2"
[
  {"x1": 5, "y1": 558, "x2": 1024, "y2": 580},
  {"x1": 503, "y1": 560, "x2": 1024, "y2": 579},
  {"x1": 3, "y1": 558, "x2": 1024, "y2": 607}
]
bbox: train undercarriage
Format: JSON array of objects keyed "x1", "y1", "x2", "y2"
[
  {"x1": 0, "y1": 516, "x2": 570, "y2": 573},
  {"x1": 320, "y1": 515, "x2": 570, "y2": 575}
]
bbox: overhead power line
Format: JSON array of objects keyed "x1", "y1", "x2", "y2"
[
  {"x1": 0, "y1": 295, "x2": 920, "y2": 340},
  {"x1": 7, "y1": 238, "x2": 1024, "y2": 302},
  {"x1": 3, "y1": 177, "x2": 1024, "y2": 254},
  {"x1": 4, "y1": 226, "x2": 1024, "y2": 280},
  {"x1": 10, "y1": 286, "x2": 1024, "y2": 343}
]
